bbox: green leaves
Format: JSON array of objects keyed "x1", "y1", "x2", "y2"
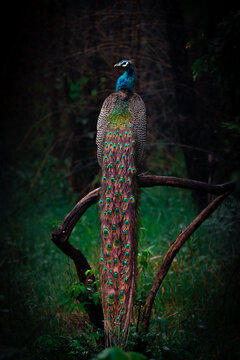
[
  {"x1": 185, "y1": 40, "x2": 195, "y2": 49},
  {"x1": 222, "y1": 121, "x2": 240, "y2": 135},
  {"x1": 91, "y1": 346, "x2": 147, "y2": 360},
  {"x1": 91, "y1": 89, "x2": 98, "y2": 98},
  {"x1": 67, "y1": 283, "x2": 86, "y2": 298},
  {"x1": 192, "y1": 55, "x2": 215, "y2": 81},
  {"x1": 85, "y1": 269, "x2": 99, "y2": 277},
  {"x1": 35, "y1": 333, "x2": 101, "y2": 359},
  {"x1": 138, "y1": 246, "x2": 154, "y2": 270},
  {"x1": 100, "y1": 77, "x2": 106, "y2": 90},
  {"x1": 67, "y1": 74, "x2": 102, "y2": 103},
  {"x1": 67, "y1": 75, "x2": 89, "y2": 102},
  {"x1": 59, "y1": 282, "x2": 90, "y2": 314},
  {"x1": 92, "y1": 292, "x2": 100, "y2": 305},
  {"x1": 67, "y1": 301, "x2": 88, "y2": 314}
]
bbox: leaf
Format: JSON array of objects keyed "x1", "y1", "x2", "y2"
[
  {"x1": 85, "y1": 269, "x2": 92, "y2": 276},
  {"x1": 185, "y1": 40, "x2": 194, "y2": 49},
  {"x1": 85, "y1": 269, "x2": 98, "y2": 276},
  {"x1": 222, "y1": 121, "x2": 240, "y2": 134},
  {"x1": 192, "y1": 55, "x2": 215, "y2": 81},
  {"x1": 68, "y1": 303, "x2": 76, "y2": 313},
  {"x1": 77, "y1": 302, "x2": 87, "y2": 314},
  {"x1": 128, "y1": 352, "x2": 147, "y2": 359},
  {"x1": 91, "y1": 89, "x2": 98, "y2": 98},
  {"x1": 90, "y1": 331, "x2": 100, "y2": 342},
  {"x1": 91, "y1": 346, "x2": 147, "y2": 360},
  {"x1": 92, "y1": 293, "x2": 100, "y2": 305},
  {"x1": 139, "y1": 259, "x2": 148, "y2": 268},
  {"x1": 73, "y1": 286, "x2": 81, "y2": 298},
  {"x1": 59, "y1": 297, "x2": 70, "y2": 306},
  {"x1": 80, "y1": 76, "x2": 88, "y2": 85},
  {"x1": 79, "y1": 284, "x2": 86, "y2": 292}
]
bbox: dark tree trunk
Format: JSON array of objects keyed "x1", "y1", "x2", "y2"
[{"x1": 163, "y1": 0, "x2": 219, "y2": 209}]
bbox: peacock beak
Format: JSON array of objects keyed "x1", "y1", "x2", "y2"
[{"x1": 114, "y1": 62, "x2": 121, "y2": 67}]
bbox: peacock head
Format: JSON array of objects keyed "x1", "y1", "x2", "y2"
[
  {"x1": 114, "y1": 59, "x2": 134, "y2": 69},
  {"x1": 114, "y1": 59, "x2": 136, "y2": 92}
]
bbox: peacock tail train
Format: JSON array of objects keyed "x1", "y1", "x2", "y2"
[{"x1": 96, "y1": 60, "x2": 146, "y2": 347}]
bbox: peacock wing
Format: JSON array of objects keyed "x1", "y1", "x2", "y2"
[
  {"x1": 96, "y1": 93, "x2": 117, "y2": 167},
  {"x1": 128, "y1": 93, "x2": 147, "y2": 167}
]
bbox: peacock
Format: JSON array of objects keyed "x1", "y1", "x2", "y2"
[{"x1": 96, "y1": 59, "x2": 147, "y2": 347}]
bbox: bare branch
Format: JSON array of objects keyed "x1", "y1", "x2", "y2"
[
  {"x1": 51, "y1": 176, "x2": 234, "y2": 333},
  {"x1": 51, "y1": 187, "x2": 100, "y2": 283},
  {"x1": 51, "y1": 186, "x2": 103, "y2": 328},
  {"x1": 141, "y1": 191, "x2": 231, "y2": 331},
  {"x1": 138, "y1": 175, "x2": 235, "y2": 195},
  {"x1": 51, "y1": 177, "x2": 234, "y2": 257}
]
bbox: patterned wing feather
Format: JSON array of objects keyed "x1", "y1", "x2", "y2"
[
  {"x1": 96, "y1": 93, "x2": 117, "y2": 166},
  {"x1": 128, "y1": 93, "x2": 147, "y2": 167}
]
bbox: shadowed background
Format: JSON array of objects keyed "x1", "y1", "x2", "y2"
[{"x1": 1, "y1": 0, "x2": 240, "y2": 359}]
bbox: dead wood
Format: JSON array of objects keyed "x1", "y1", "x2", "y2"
[
  {"x1": 51, "y1": 176, "x2": 234, "y2": 333},
  {"x1": 141, "y1": 191, "x2": 231, "y2": 331}
]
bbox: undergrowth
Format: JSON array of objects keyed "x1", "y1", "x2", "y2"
[{"x1": 0, "y1": 147, "x2": 239, "y2": 360}]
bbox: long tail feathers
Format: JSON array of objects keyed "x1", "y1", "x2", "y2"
[{"x1": 98, "y1": 126, "x2": 138, "y2": 347}]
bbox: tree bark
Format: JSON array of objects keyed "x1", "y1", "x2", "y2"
[
  {"x1": 51, "y1": 187, "x2": 103, "y2": 328},
  {"x1": 51, "y1": 176, "x2": 234, "y2": 332},
  {"x1": 141, "y1": 191, "x2": 230, "y2": 331}
]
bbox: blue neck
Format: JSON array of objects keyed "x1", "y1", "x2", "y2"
[{"x1": 115, "y1": 65, "x2": 136, "y2": 93}]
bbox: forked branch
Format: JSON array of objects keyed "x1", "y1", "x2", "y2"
[
  {"x1": 51, "y1": 176, "x2": 234, "y2": 249},
  {"x1": 51, "y1": 175, "x2": 234, "y2": 332}
]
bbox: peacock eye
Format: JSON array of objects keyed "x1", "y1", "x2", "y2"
[{"x1": 122, "y1": 61, "x2": 129, "y2": 67}]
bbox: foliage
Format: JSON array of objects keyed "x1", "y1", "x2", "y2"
[
  {"x1": 1, "y1": 143, "x2": 239, "y2": 359},
  {"x1": 91, "y1": 346, "x2": 146, "y2": 360},
  {"x1": 35, "y1": 333, "x2": 101, "y2": 360},
  {"x1": 192, "y1": 55, "x2": 215, "y2": 81},
  {"x1": 59, "y1": 278, "x2": 100, "y2": 315},
  {"x1": 1, "y1": 1, "x2": 239, "y2": 359}
]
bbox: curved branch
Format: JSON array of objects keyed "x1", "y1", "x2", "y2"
[
  {"x1": 51, "y1": 187, "x2": 100, "y2": 283},
  {"x1": 52, "y1": 187, "x2": 100, "y2": 245},
  {"x1": 51, "y1": 178, "x2": 234, "y2": 250},
  {"x1": 138, "y1": 175, "x2": 235, "y2": 195},
  {"x1": 141, "y1": 191, "x2": 231, "y2": 331},
  {"x1": 51, "y1": 176, "x2": 234, "y2": 333},
  {"x1": 51, "y1": 177, "x2": 234, "y2": 281},
  {"x1": 51, "y1": 187, "x2": 103, "y2": 329}
]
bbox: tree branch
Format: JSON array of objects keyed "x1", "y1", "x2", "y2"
[
  {"x1": 141, "y1": 191, "x2": 231, "y2": 331},
  {"x1": 51, "y1": 187, "x2": 100, "y2": 283},
  {"x1": 51, "y1": 187, "x2": 103, "y2": 328},
  {"x1": 51, "y1": 176, "x2": 234, "y2": 332},
  {"x1": 51, "y1": 187, "x2": 100, "y2": 247},
  {"x1": 138, "y1": 175, "x2": 234, "y2": 195},
  {"x1": 51, "y1": 177, "x2": 234, "y2": 251}
]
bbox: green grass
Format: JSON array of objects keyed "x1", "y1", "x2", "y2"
[{"x1": 1, "y1": 151, "x2": 240, "y2": 359}]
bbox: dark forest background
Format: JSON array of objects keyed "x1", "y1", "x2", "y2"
[{"x1": 1, "y1": 1, "x2": 240, "y2": 359}]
